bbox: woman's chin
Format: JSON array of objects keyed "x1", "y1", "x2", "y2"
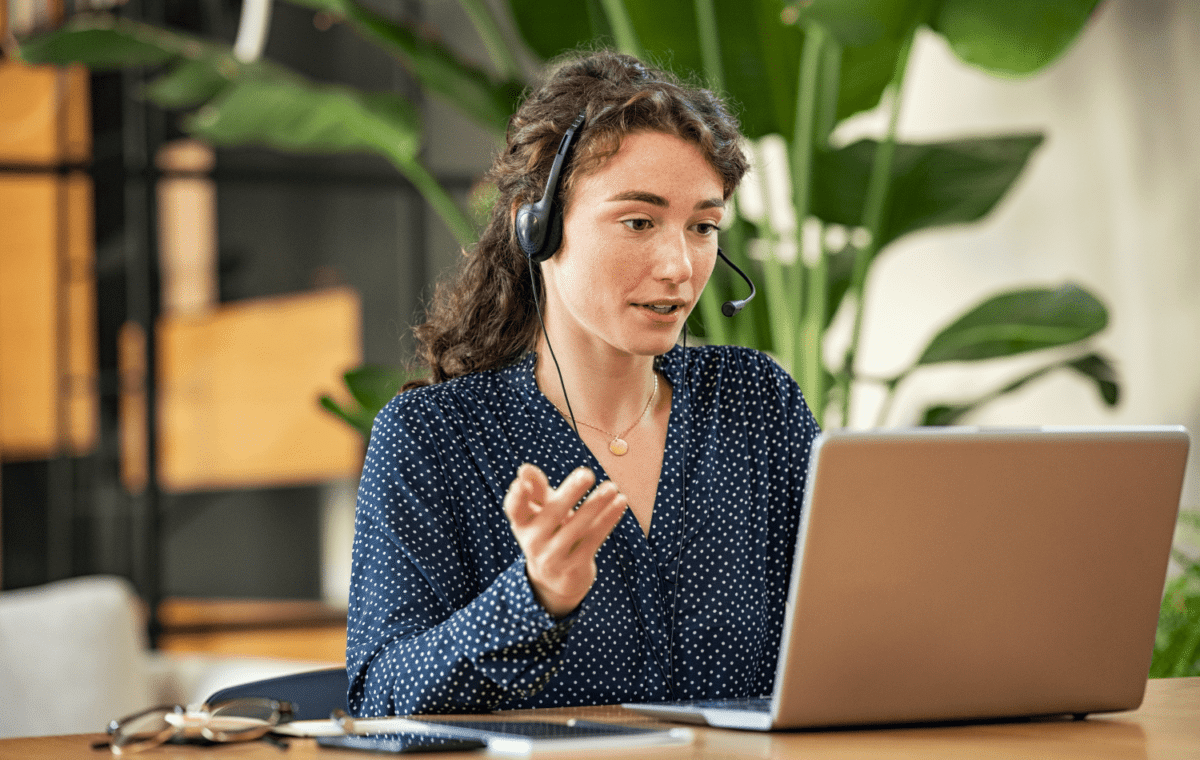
[{"x1": 624, "y1": 332, "x2": 686, "y2": 358}]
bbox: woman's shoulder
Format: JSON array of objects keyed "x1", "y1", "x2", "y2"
[
  {"x1": 675, "y1": 344, "x2": 807, "y2": 414},
  {"x1": 380, "y1": 368, "x2": 506, "y2": 417},
  {"x1": 681, "y1": 344, "x2": 792, "y2": 381},
  {"x1": 374, "y1": 360, "x2": 532, "y2": 434}
]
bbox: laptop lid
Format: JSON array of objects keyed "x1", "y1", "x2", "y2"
[{"x1": 769, "y1": 425, "x2": 1189, "y2": 729}]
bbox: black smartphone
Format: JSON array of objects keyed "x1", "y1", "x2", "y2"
[{"x1": 316, "y1": 732, "x2": 486, "y2": 754}]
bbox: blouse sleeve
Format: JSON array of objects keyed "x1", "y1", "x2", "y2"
[{"x1": 345, "y1": 395, "x2": 578, "y2": 717}]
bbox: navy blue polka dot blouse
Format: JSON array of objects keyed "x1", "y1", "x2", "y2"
[{"x1": 346, "y1": 344, "x2": 819, "y2": 716}]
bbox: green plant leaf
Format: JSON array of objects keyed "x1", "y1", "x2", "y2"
[
  {"x1": 191, "y1": 82, "x2": 439, "y2": 231},
  {"x1": 812, "y1": 134, "x2": 1044, "y2": 251},
  {"x1": 509, "y1": 0, "x2": 806, "y2": 140},
  {"x1": 616, "y1": 3, "x2": 704, "y2": 79},
  {"x1": 319, "y1": 365, "x2": 416, "y2": 439},
  {"x1": 931, "y1": 0, "x2": 1104, "y2": 76},
  {"x1": 509, "y1": 0, "x2": 614, "y2": 61},
  {"x1": 1065, "y1": 352, "x2": 1119, "y2": 406},
  {"x1": 916, "y1": 284, "x2": 1108, "y2": 365},
  {"x1": 793, "y1": 0, "x2": 922, "y2": 47},
  {"x1": 835, "y1": 35, "x2": 902, "y2": 120},
  {"x1": 284, "y1": 0, "x2": 522, "y2": 133},
  {"x1": 628, "y1": 1, "x2": 805, "y2": 140},
  {"x1": 19, "y1": 13, "x2": 426, "y2": 164},
  {"x1": 143, "y1": 55, "x2": 233, "y2": 108},
  {"x1": 789, "y1": 0, "x2": 921, "y2": 120},
  {"x1": 1150, "y1": 567, "x2": 1200, "y2": 678},
  {"x1": 507, "y1": 0, "x2": 893, "y2": 136},
  {"x1": 319, "y1": 395, "x2": 376, "y2": 439},
  {"x1": 715, "y1": 2, "x2": 807, "y2": 140},
  {"x1": 919, "y1": 403, "x2": 972, "y2": 426},
  {"x1": 22, "y1": 12, "x2": 477, "y2": 245},
  {"x1": 185, "y1": 76, "x2": 422, "y2": 161},
  {"x1": 917, "y1": 350, "x2": 1119, "y2": 425},
  {"x1": 343, "y1": 365, "x2": 411, "y2": 411},
  {"x1": 16, "y1": 15, "x2": 195, "y2": 68}
]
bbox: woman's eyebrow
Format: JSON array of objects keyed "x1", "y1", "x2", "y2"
[
  {"x1": 606, "y1": 190, "x2": 726, "y2": 211},
  {"x1": 607, "y1": 190, "x2": 667, "y2": 206}
]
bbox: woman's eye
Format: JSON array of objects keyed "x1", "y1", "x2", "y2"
[
  {"x1": 694, "y1": 222, "x2": 720, "y2": 235},
  {"x1": 622, "y1": 218, "x2": 653, "y2": 232}
]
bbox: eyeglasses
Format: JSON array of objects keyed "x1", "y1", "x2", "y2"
[{"x1": 94, "y1": 698, "x2": 293, "y2": 754}]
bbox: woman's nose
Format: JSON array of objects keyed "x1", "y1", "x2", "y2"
[{"x1": 652, "y1": 234, "x2": 694, "y2": 283}]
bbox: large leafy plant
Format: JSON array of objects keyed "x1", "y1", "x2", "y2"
[
  {"x1": 509, "y1": 0, "x2": 1115, "y2": 427},
  {"x1": 1151, "y1": 511, "x2": 1200, "y2": 678},
  {"x1": 17, "y1": 0, "x2": 523, "y2": 249},
  {"x1": 19, "y1": 0, "x2": 1118, "y2": 429}
]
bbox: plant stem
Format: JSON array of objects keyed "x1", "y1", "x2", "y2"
[
  {"x1": 457, "y1": 0, "x2": 523, "y2": 81},
  {"x1": 689, "y1": 0, "x2": 731, "y2": 347},
  {"x1": 815, "y1": 37, "x2": 841, "y2": 148},
  {"x1": 752, "y1": 149, "x2": 794, "y2": 371},
  {"x1": 791, "y1": 23, "x2": 827, "y2": 424},
  {"x1": 598, "y1": 0, "x2": 644, "y2": 58},
  {"x1": 394, "y1": 156, "x2": 478, "y2": 249},
  {"x1": 873, "y1": 372, "x2": 908, "y2": 428},
  {"x1": 839, "y1": 26, "x2": 918, "y2": 428},
  {"x1": 693, "y1": 0, "x2": 724, "y2": 91},
  {"x1": 806, "y1": 36, "x2": 842, "y2": 424}
]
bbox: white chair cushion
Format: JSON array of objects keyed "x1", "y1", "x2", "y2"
[{"x1": 0, "y1": 575, "x2": 151, "y2": 738}]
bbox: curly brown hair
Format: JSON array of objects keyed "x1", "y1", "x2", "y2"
[{"x1": 405, "y1": 50, "x2": 749, "y2": 390}]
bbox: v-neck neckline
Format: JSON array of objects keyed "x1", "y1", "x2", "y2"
[{"x1": 504, "y1": 349, "x2": 687, "y2": 568}]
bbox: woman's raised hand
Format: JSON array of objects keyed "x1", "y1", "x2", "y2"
[{"x1": 503, "y1": 463, "x2": 628, "y2": 618}]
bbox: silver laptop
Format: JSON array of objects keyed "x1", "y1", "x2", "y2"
[{"x1": 624, "y1": 426, "x2": 1190, "y2": 730}]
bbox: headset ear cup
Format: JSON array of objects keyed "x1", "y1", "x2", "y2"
[
  {"x1": 535, "y1": 204, "x2": 564, "y2": 263},
  {"x1": 519, "y1": 110, "x2": 585, "y2": 263},
  {"x1": 515, "y1": 202, "x2": 542, "y2": 259}
]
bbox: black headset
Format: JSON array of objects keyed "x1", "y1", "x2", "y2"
[
  {"x1": 515, "y1": 111, "x2": 587, "y2": 263},
  {"x1": 515, "y1": 111, "x2": 756, "y2": 316}
]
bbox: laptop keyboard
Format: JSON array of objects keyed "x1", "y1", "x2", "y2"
[
  {"x1": 673, "y1": 697, "x2": 772, "y2": 712},
  {"x1": 417, "y1": 720, "x2": 662, "y2": 739}
]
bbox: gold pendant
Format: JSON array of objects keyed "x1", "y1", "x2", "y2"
[{"x1": 609, "y1": 438, "x2": 629, "y2": 456}]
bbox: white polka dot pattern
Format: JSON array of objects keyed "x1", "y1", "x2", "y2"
[{"x1": 346, "y1": 345, "x2": 819, "y2": 716}]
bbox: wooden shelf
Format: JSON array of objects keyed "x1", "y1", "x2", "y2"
[{"x1": 157, "y1": 597, "x2": 346, "y2": 663}]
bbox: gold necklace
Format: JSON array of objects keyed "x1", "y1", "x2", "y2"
[{"x1": 555, "y1": 374, "x2": 658, "y2": 456}]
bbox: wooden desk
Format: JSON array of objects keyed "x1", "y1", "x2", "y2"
[{"x1": 2, "y1": 677, "x2": 1196, "y2": 759}]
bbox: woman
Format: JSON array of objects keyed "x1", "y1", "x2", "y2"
[{"x1": 347, "y1": 50, "x2": 819, "y2": 717}]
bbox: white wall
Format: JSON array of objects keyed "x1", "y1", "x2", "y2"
[{"x1": 839, "y1": 0, "x2": 1199, "y2": 510}]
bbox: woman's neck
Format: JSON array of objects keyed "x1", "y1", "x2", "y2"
[{"x1": 533, "y1": 334, "x2": 662, "y2": 434}]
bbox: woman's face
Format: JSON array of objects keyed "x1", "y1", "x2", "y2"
[{"x1": 540, "y1": 130, "x2": 725, "y2": 360}]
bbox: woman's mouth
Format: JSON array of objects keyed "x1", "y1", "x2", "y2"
[{"x1": 639, "y1": 303, "x2": 681, "y2": 315}]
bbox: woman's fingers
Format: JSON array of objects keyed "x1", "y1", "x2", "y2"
[
  {"x1": 503, "y1": 463, "x2": 552, "y2": 526},
  {"x1": 503, "y1": 464, "x2": 629, "y2": 617},
  {"x1": 574, "y1": 485, "x2": 628, "y2": 556},
  {"x1": 505, "y1": 465, "x2": 595, "y2": 538},
  {"x1": 521, "y1": 462, "x2": 552, "y2": 503},
  {"x1": 502, "y1": 470, "x2": 537, "y2": 527},
  {"x1": 542, "y1": 479, "x2": 621, "y2": 556},
  {"x1": 546, "y1": 466, "x2": 597, "y2": 518}
]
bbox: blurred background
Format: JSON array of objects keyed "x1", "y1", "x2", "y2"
[{"x1": 0, "y1": 0, "x2": 1197, "y2": 729}]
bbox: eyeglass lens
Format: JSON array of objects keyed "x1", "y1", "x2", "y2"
[
  {"x1": 107, "y1": 707, "x2": 179, "y2": 754},
  {"x1": 203, "y1": 699, "x2": 286, "y2": 742},
  {"x1": 105, "y1": 699, "x2": 289, "y2": 755}
]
